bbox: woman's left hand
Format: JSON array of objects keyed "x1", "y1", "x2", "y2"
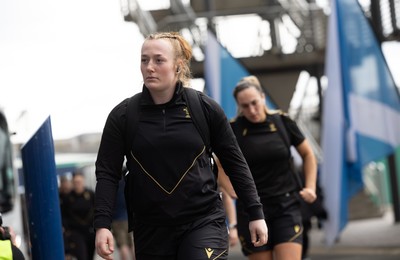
[{"x1": 299, "y1": 187, "x2": 317, "y2": 204}]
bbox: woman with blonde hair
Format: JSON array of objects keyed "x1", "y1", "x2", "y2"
[{"x1": 94, "y1": 32, "x2": 267, "y2": 260}]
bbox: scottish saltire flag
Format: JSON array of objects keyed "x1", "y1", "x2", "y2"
[
  {"x1": 204, "y1": 30, "x2": 276, "y2": 118},
  {"x1": 321, "y1": 0, "x2": 400, "y2": 245}
]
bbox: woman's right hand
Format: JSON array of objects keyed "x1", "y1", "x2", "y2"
[
  {"x1": 95, "y1": 228, "x2": 115, "y2": 260},
  {"x1": 249, "y1": 219, "x2": 268, "y2": 247}
]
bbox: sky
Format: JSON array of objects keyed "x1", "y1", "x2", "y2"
[
  {"x1": 1, "y1": 0, "x2": 399, "y2": 144},
  {"x1": 0, "y1": 0, "x2": 144, "y2": 142}
]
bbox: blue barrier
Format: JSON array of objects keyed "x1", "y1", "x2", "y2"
[{"x1": 21, "y1": 117, "x2": 64, "y2": 260}]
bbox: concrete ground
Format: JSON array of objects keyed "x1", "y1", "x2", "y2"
[{"x1": 228, "y1": 208, "x2": 400, "y2": 260}]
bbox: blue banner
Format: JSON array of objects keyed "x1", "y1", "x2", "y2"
[
  {"x1": 204, "y1": 30, "x2": 277, "y2": 118},
  {"x1": 321, "y1": 0, "x2": 400, "y2": 245},
  {"x1": 21, "y1": 116, "x2": 65, "y2": 259}
]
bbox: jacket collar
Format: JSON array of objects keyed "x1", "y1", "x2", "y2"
[{"x1": 140, "y1": 82, "x2": 184, "y2": 106}]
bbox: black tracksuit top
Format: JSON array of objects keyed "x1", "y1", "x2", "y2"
[
  {"x1": 231, "y1": 114, "x2": 305, "y2": 200},
  {"x1": 94, "y1": 84, "x2": 264, "y2": 230}
]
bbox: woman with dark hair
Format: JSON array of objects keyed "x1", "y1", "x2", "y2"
[{"x1": 220, "y1": 75, "x2": 318, "y2": 260}]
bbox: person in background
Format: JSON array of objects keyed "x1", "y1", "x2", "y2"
[
  {"x1": 298, "y1": 168, "x2": 327, "y2": 260},
  {"x1": 58, "y1": 174, "x2": 82, "y2": 260},
  {"x1": 221, "y1": 187, "x2": 239, "y2": 248},
  {"x1": 111, "y1": 169, "x2": 135, "y2": 260},
  {"x1": 0, "y1": 214, "x2": 25, "y2": 260},
  {"x1": 62, "y1": 171, "x2": 95, "y2": 260},
  {"x1": 59, "y1": 175, "x2": 72, "y2": 195},
  {"x1": 220, "y1": 75, "x2": 318, "y2": 260},
  {"x1": 59, "y1": 175, "x2": 72, "y2": 215},
  {"x1": 216, "y1": 155, "x2": 239, "y2": 248},
  {"x1": 94, "y1": 31, "x2": 267, "y2": 260}
]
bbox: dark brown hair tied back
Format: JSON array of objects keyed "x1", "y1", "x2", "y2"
[{"x1": 233, "y1": 75, "x2": 265, "y2": 100}]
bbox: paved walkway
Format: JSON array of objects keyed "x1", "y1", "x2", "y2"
[
  {"x1": 307, "y1": 208, "x2": 400, "y2": 259},
  {"x1": 228, "y1": 208, "x2": 400, "y2": 260}
]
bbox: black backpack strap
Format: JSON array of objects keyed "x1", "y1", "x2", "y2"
[
  {"x1": 183, "y1": 88, "x2": 212, "y2": 155},
  {"x1": 270, "y1": 112, "x2": 303, "y2": 189},
  {"x1": 230, "y1": 117, "x2": 245, "y2": 146},
  {"x1": 270, "y1": 112, "x2": 291, "y2": 153},
  {"x1": 124, "y1": 92, "x2": 142, "y2": 232},
  {"x1": 125, "y1": 92, "x2": 142, "y2": 157}
]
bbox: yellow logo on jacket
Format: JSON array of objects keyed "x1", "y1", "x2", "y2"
[
  {"x1": 183, "y1": 107, "x2": 191, "y2": 118},
  {"x1": 205, "y1": 248, "x2": 214, "y2": 258},
  {"x1": 294, "y1": 224, "x2": 301, "y2": 233}
]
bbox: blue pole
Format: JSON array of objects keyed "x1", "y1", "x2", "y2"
[{"x1": 21, "y1": 117, "x2": 64, "y2": 260}]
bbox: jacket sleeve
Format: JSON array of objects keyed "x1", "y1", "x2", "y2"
[
  {"x1": 93, "y1": 99, "x2": 128, "y2": 230},
  {"x1": 201, "y1": 94, "x2": 264, "y2": 221}
]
